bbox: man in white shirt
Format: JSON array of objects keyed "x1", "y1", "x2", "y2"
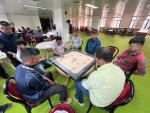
[
  {"x1": 75, "y1": 47, "x2": 126, "y2": 107},
  {"x1": 52, "y1": 36, "x2": 66, "y2": 56},
  {"x1": 72, "y1": 32, "x2": 82, "y2": 50},
  {"x1": 46, "y1": 30, "x2": 54, "y2": 41}
]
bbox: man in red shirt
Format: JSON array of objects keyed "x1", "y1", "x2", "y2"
[{"x1": 113, "y1": 37, "x2": 146, "y2": 77}]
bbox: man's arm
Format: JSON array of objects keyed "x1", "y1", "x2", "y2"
[
  {"x1": 95, "y1": 40, "x2": 101, "y2": 52},
  {"x1": 134, "y1": 57, "x2": 146, "y2": 75}
]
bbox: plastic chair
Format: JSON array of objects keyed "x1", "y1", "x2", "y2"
[
  {"x1": 107, "y1": 46, "x2": 119, "y2": 59},
  {"x1": 86, "y1": 80, "x2": 135, "y2": 113},
  {"x1": 3, "y1": 77, "x2": 53, "y2": 113},
  {"x1": 50, "y1": 104, "x2": 75, "y2": 113}
]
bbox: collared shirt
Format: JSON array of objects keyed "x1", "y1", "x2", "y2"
[
  {"x1": 14, "y1": 64, "x2": 50, "y2": 101},
  {"x1": 53, "y1": 40, "x2": 66, "y2": 55},
  {"x1": 85, "y1": 38, "x2": 101, "y2": 55},
  {"x1": 82, "y1": 63, "x2": 125, "y2": 107},
  {"x1": 114, "y1": 49, "x2": 146, "y2": 75},
  {"x1": 72, "y1": 36, "x2": 82, "y2": 49}
]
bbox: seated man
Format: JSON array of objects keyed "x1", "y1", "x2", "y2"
[
  {"x1": 14, "y1": 48, "x2": 72, "y2": 104},
  {"x1": 113, "y1": 37, "x2": 146, "y2": 76},
  {"x1": 75, "y1": 47, "x2": 125, "y2": 107},
  {"x1": 71, "y1": 32, "x2": 82, "y2": 50},
  {"x1": 52, "y1": 36, "x2": 66, "y2": 56},
  {"x1": 85, "y1": 30, "x2": 101, "y2": 55},
  {"x1": 9, "y1": 39, "x2": 52, "y2": 75}
]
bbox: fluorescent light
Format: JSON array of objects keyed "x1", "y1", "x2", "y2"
[
  {"x1": 24, "y1": 4, "x2": 47, "y2": 10},
  {"x1": 85, "y1": 4, "x2": 98, "y2": 9}
]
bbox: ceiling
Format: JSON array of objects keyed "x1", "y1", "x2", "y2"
[{"x1": 0, "y1": 0, "x2": 150, "y2": 17}]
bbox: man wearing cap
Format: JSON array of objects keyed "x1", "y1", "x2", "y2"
[
  {"x1": 85, "y1": 30, "x2": 101, "y2": 55},
  {"x1": 113, "y1": 37, "x2": 146, "y2": 76}
]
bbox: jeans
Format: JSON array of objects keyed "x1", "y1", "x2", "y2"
[{"x1": 75, "y1": 80, "x2": 90, "y2": 103}]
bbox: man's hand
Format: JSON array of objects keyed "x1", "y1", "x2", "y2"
[
  {"x1": 112, "y1": 58, "x2": 118, "y2": 62},
  {"x1": 43, "y1": 76, "x2": 56, "y2": 85},
  {"x1": 7, "y1": 51, "x2": 16, "y2": 58}
]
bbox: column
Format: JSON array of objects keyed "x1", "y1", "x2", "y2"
[
  {"x1": 92, "y1": 10, "x2": 100, "y2": 29},
  {"x1": 52, "y1": 0, "x2": 69, "y2": 42}
]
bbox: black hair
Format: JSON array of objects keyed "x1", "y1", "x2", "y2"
[
  {"x1": 66, "y1": 19, "x2": 71, "y2": 23},
  {"x1": 16, "y1": 39, "x2": 27, "y2": 46},
  {"x1": 96, "y1": 47, "x2": 113, "y2": 62},
  {"x1": 129, "y1": 37, "x2": 145, "y2": 45},
  {"x1": 55, "y1": 36, "x2": 62, "y2": 41},
  {"x1": 91, "y1": 29, "x2": 98, "y2": 34},
  {"x1": 20, "y1": 48, "x2": 40, "y2": 62},
  {"x1": 0, "y1": 21, "x2": 10, "y2": 27}
]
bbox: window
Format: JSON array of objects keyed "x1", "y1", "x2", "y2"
[
  {"x1": 141, "y1": 16, "x2": 150, "y2": 30},
  {"x1": 129, "y1": 17, "x2": 138, "y2": 28},
  {"x1": 84, "y1": 7, "x2": 93, "y2": 27},
  {"x1": 111, "y1": 0, "x2": 127, "y2": 28},
  {"x1": 99, "y1": 4, "x2": 109, "y2": 27},
  {"x1": 112, "y1": 17, "x2": 122, "y2": 28},
  {"x1": 129, "y1": 0, "x2": 146, "y2": 28}
]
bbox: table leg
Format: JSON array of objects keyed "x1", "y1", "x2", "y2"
[
  {"x1": 44, "y1": 49, "x2": 48, "y2": 59},
  {"x1": 65, "y1": 76, "x2": 71, "y2": 86}
]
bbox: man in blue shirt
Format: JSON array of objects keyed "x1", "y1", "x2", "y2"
[
  {"x1": 14, "y1": 48, "x2": 72, "y2": 104},
  {"x1": 0, "y1": 21, "x2": 20, "y2": 67},
  {"x1": 85, "y1": 30, "x2": 101, "y2": 55}
]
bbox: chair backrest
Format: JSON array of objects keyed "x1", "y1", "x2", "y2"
[
  {"x1": 3, "y1": 77, "x2": 26, "y2": 104},
  {"x1": 125, "y1": 66, "x2": 137, "y2": 81},
  {"x1": 50, "y1": 104, "x2": 75, "y2": 113},
  {"x1": 34, "y1": 37, "x2": 41, "y2": 44},
  {"x1": 106, "y1": 80, "x2": 134, "y2": 110},
  {"x1": 107, "y1": 46, "x2": 119, "y2": 59}
]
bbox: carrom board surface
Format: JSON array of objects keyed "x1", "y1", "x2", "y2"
[{"x1": 50, "y1": 50, "x2": 96, "y2": 80}]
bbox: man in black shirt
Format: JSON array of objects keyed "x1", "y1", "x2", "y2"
[{"x1": 0, "y1": 21, "x2": 20, "y2": 67}]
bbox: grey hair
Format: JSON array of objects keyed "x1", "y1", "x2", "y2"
[{"x1": 20, "y1": 48, "x2": 40, "y2": 62}]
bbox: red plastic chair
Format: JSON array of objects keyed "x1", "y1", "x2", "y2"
[
  {"x1": 3, "y1": 77, "x2": 53, "y2": 113},
  {"x1": 50, "y1": 104, "x2": 75, "y2": 113},
  {"x1": 86, "y1": 80, "x2": 134, "y2": 113},
  {"x1": 107, "y1": 46, "x2": 119, "y2": 59},
  {"x1": 34, "y1": 37, "x2": 41, "y2": 44}
]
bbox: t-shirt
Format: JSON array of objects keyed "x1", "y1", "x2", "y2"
[
  {"x1": 82, "y1": 63, "x2": 125, "y2": 107},
  {"x1": 53, "y1": 40, "x2": 66, "y2": 55},
  {"x1": 85, "y1": 38, "x2": 101, "y2": 55},
  {"x1": 72, "y1": 36, "x2": 82, "y2": 49}
]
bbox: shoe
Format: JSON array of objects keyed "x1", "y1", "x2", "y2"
[
  {"x1": 74, "y1": 95, "x2": 85, "y2": 106},
  {"x1": 60, "y1": 97, "x2": 72, "y2": 105},
  {"x1": 1, "y1": 103, "x2": 12, "y2": 112}
]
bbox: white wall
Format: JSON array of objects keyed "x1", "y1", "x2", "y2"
[
  {"x1": 7, "y1": 14, "x2": 41, "y2": 30},
  {"x1": 0, "y1": 4, "x2": 9, "y2": 21}
]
